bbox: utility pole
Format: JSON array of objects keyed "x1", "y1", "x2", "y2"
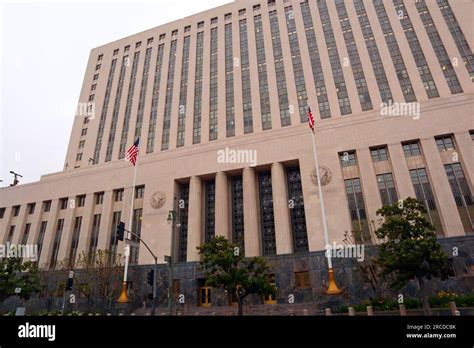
[{"x1": 166, "y1": 195, "x2": 179, "y2": 316}]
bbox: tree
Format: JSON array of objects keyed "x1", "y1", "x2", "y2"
[
  {"x1": 0, "y1": 256, "x2": 41, "y2": 302},
  {"x1": 375, "y1": 197, "x2": 449, "y2": 315},
  {"x1": 197, "y1": 236, "x2": 276, "y2": 316}
]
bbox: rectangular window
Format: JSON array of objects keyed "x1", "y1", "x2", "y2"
[
  {"x1": 7, "y1": 225, "x2": 15, "y2": 243},
  {"x1": 178, "y1": 183, "x2": 190, "y2": 262},
  {"x1": 204, "y1": 180, "x2": 216, "y2": 243},
  {"x1": 377, "y1": 173, "x2": 398, "y2": 206},
  {"x1": 109, "y1": 211, "x2": 122, "y2": 263},
  {"x1": 339, "y1": 151, "x2": 357, "y2": 167},
  {"x1": 93, "y1": 74, "x2": 99, "y2": 80},
  {"x1": 161, "y1": 40, "x2": 178, "y2": 150},
  {"x1": 43, "y1": 200, "x2": 52, "y2": 212},
  {"x1": 147, "y1": 37, "x2": 153, "y2": 45},
  {"x1": 184, "y1": 25, "x2": 191, "y2": 32},
  {"x1": 135, "y1": 185, "x2": 145, "y2": 199},
  {"x1": 91, "y1": 84, "x2": 96, "y2": 91},
  {"x1": 224, "y1": 13, "x2": 232, "y2": 21},
  {"x1": 135, "y1": 41, "x2": 142, "y2": 48},
  {"x1": 0, "y1": 207, "x2": 5, "y2": 219},
  {"x1": 69, "y1": 216, "x2": 82, "y2": 267},
  {"x1": 287, "y1": 167, "x2": 309, "y2": 252},
  {"x1": 197, "y1": 21, "x2": 204, "y2": 28},
  {"x1": 76, "y1": 153, "x2": 83, "y2": 161},
  {"x1": 114, "y1": 189, "x2": 124, "y2": 202},
  {"x1": 13, "y1": 205, "x2": 20, "y2": 216},
  {"x1": 402, "y1": 141, "x2": 421, "y2": 157},
  {"x1": 238, "y1": 9, "x2": 246, "y2": 16},
  {"x1": 258, "y1": 172, "x2": 276, "y2": 255},
  {"x1": 130, "y1": 208, "x2": 143, "y2": 264},
  {"x1": 95, "y1": 64, "x2": 101, "y2": 70},
  {"x1": 435, "y1": 135, "x2": 455, "y2": 151},
  {"x1": 159, "y1": 34, "x2": 166, "y2": 41},
  {"x1": 60, "y1": 198, "x2": 68, "y2": 210},
  {"x1": 97, "y1": 54, "x2": 103, "y2": 61},
  {"x1": 171, "y1": 30, "x2": 178, "y2": 37},
  {"x1": 21, "y1": 223, "x2": 31, "y2": 245},
  {"x1": 79, "y1": 140, "x2": 85, "y2": 148},
  {"x1": 125, "y1": 45, "x2": 130, "y2": 52},
  {"x1": 231, "y1": 176, "x2": 244, "y2": 254},
  {"x1": 211, "y1": 17, "x2": 218, "y2": 25},
  {"x1": 81, "y1": 128, "x2": 87, "y2": 136},
  {"x1": 89, "y1": 214, "x2": 101, "y2": 257},
  {"x1": 50, "y1": 219, "x2": 64, "y2": 270},
  {"x1": 95, "y1": 192, "x2": 104, "y2": 205},
  {"x1": 77, "y1": 195, "x2": 86, "y2": 207},
  {"x1": 27, "y1": 203, "x2": 36, "y2": 215},
  {"x1": 344, "y1": 178, "x2": 371, "y2": 244},
  {"x1": 370, "y1": 146, "x2": 388, "y2": 162},
  {"x1": 295, "y1": 271, "x2": 310, "y2": 288},
  {"x1": 444, "y1": 163, "x2": 473, "y2": 232},
  {"x1": 410, "y1": 168, "x2": 443, "y2": 235},
  {"x1": 113, "y1": 49, "x2": 119, "y2": 55},
  {"x1": 37, "y1": 221, "x2": 47, "y2": 261}
]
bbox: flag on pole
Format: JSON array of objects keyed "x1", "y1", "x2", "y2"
[
  {"x1": 125, "y1": 138, "x2": 140, "y2": 166},
  {"x1": 307, "y1": 106, "x2": 315, "y2": 133}
]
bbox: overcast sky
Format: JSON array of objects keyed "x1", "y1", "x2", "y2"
[{"x1": 0, "y1": 0, "x2": 230, "y2": 185}]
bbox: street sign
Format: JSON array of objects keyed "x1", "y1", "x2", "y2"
[
  {"x1": 125, "y1": 239, "x2": 140, "y2": 248},
  {"x1": 69, "y1": 271, "x2": 74, "y2": 278},
  {"x1": 14, "y1": 287, "x2": 21, "y2": 294},
  {"x1": 15, "y1": 307, "x2": 26, "y2": 316}
]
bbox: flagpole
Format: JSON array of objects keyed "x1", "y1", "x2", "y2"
[
  {"x1": 308, "y1": 109, "x2": 341, "y2": 295},
  {"x1": 118, "y1": 141, "x2": 140, "y2": 303}
]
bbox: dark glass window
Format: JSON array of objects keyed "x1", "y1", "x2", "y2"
[
  {"x1": 344, "y1": 178, "x2": 371, "y2": 244},
  {"x1": 287, "y1": 167, "x2": 309, "y2": 252},
  {"x1": 258, "y1": 172, "x2": 276, "y2": 255},
  {"x1": 402, "y1": 141, "x2": 421, "y2": 157},
  {"x1": 59, "y1": 198, "x2": 68, "y2": 210},
  {"x1": 204, "y1": 180, "x2": 216, "y2": 243},
  {"x1": 13, "y1": 205, "x2": 20, "y2": 216},
  {"x1": 109, "y1": 211, "x2": 121, "y2": 264},
  {"x1": 339, "y1": 151, "x2": 357, "y2": 167},
  {"x1": 445, "y1": 163, "x2": 473, "y2": 232},
  {"x1": 114, "y1": 189, "x2": 124, "y2": 202},
  {"x1": 225, "y1": 23, "x2": 236, "y2": 137},
  {"x1": 231, "y1": 176, "x2": 245, "y2": 254},
  {"x1": 135, "y1": 185, "x2": 145, "y2": 199},
  {"x1": 240, "y1": 19, "x2": 253, "y2": 134},
  {"x1": 95, "y1": 192, "x2": 104, "y2": 205},
  {"x1": 162, "y1": 40, "x2": 178, "y2": 150},
  {"x1": 209, "y1": 28, "x2": 219, "y2": 140},
  {"x1": 89, "y1": 214, "x2": 101, "y2": 258},
  {"x1": 147, "y1": 44, "x2": 165, "y2": 153},
  {"x1": 50, "y1": 219, "x2": 64, "y2": 270},
  {"x1": 435, "y1": 135, "x2": 455, "y2": 151},
  {"x1": 21, "y1": 223, "x2": 31, "y2": 245},
  {"x1": 377, "y1": 173, "x2": 398, "y2": 206},
  {"x1": 193, "y1": 32, "x2": 205, "y2": 144},
  {"x1": 177, "y1": 36, "x2": 191, "y2": 147},
  {"x1": 27, "y1": 203, "x2": 35, "y2": 215},
  {"x1": 69, "y1": 216, "x2": 82, "y2": 267},
  {"x1": 77, "y1": 195, "x2": 86, "y2": 207},
  {"x1": 178, "y1": 183, "x2": 190, "y2": 262},
  {"x1": 370, "y1": 146, "x2": 388, "y2": 162},
  {"x1": 43, "y1": 200, "x2": 52, "y2": 212},
  {"x1": 130, "y1": 208, "x2": 143, "y2": 264},
  {"x1": 254, "y1": 15, "x2": 272, "y2": 129}
]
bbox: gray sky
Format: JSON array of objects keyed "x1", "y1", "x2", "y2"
[{"x1": 0, "y1": 0, "x2": 230, "y2": 185}]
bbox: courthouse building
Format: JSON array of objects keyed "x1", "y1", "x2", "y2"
[{"x1": 1, "y1": 0, "x2": 473, "y2": 306}]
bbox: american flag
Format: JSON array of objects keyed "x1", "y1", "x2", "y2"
[
  {"x1": 125, "y1": 138, "x2": 140, "y2": 166},
  {"x1": 307, "y1": 106, "x2": 315, "y2": 133}
]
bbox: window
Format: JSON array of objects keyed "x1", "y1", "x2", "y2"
[
  {"x1": 161, "y1": 40, "x2": 178, "y2": 150},
  {"x1": 113, "y1": 49, "x2": 119, "y2": 56},
  {"x1": 339, "y1": 151, "x2": 357, "y2": 167},
  {"x1": 93, "y1": 74, "x2": 99, "y2": 80},
  {"x1": 377, "y1": 173, "x2": 398, "y2": 206},
  {"x1": 147, "y1": 37, "x2": 153, "y2": 45},
  {"x1": 89, "y1": 214, "x2": 101, "y2": 256},
  {"x1": 21, "y1": 223, "x2": 31, "y2": 245},
  {"x1": 43, "y1": 200, "x2": 52, "y2": 212},
  {"x1": 7, "y1": 226, "x2": 15, "y2": 243},
  {"x1": 77, "y1": 195, "x2": 86, "y2": 207},
  {"x1": 184, "y1": 25, "x2": 191, "y2": 33},
  {"x1": 95, "y1": 64, "x2": 101, "y2": 70},
  {"x1": 76, "y1": 153, "x2": 82, "y2": 161},
  {"x1": 344, "y1": 178, "x2": 371, "y2": 244},
  {"x1": 224, "y1": 13, "x2": 232, "y2": 21},
  {"x1": 238, "y1": 9, "x2": 246, "y2": 16},
  {"x1": 81, "y1": 128, "x2": 87, "y2": 136},
  {"x1": 88, "y1": 95, "x2": 94, "y2": 102},
  {"x1": 27, "y1": 203, "x2": 35, "y2": 215},
  {"x1": 268, "y1": 0, "x2": 276, "y2": 6},
  {"x1": 135, "y1": 41, "x2": 142, "y2": 48},
  {"x1": 124, "y1": 45, "x2": 130, "y2": 52},
  {"x1": 444, "y1": 163, "x2": 473, "y2": 232},
  {"x1": 470, "y1": 130, "x2": 474, "y2": 141},
  {"x1": 50, "y1": 219, "x2": 64, "y2": 270},
  {"x1": 178, "y1": 183, "x2": 190, "y2": 262},
  {"x1": 172, "y1": 30, "x2": 178, "y2": 37},
  {"x1": 159, "y1": 33, "x2": 166, "y2": 40},
  {"x1": 253, "y1": 4, "x2": 261, "y2": 11},
  {"x1": 295, "y1": 271, "x2": 310, "y2": 288},
  {"x1": 258, "y1": 172, "x2": 276, "y2": 255},
  {"x1": 211, "y1": 17, "x2": 218, "y2": 25},
  {"x1": 435, "y1": 135, "x2": 455, "y2": 151},
  {"x1": 287, "y1": 167, "x2": 309, "y2": 252},
  {"x1": 402, "y1": 141, "x2": 421, "y2": 157},
  {"x1": 204, "y1": 180, "x2": 216, "y2": 243},
  {"x1": 197, "y1": 21, "x2": 204, "y2": 28},
  {"x1": 91, "y1": 84, "x2": 96, "y2": 91},
  {"x1": 135, "y1": 185, "x2": 145, "y2": 199},
  {"x1": 95, "y1": 192, "x2": 104, "y2": 205},
  {"x1": 0, "y1": 207, "x2": 5, "y2": 219},
  {"x1": 97, "y1": 54, "x2": 103, "y2": 61},
  {"x1": 114, "y1": 189, "x2": 124, "y2": 202},
  {"x1": 370, "y1": 146, "x2": 388, "y2": 162},
  {"x1": 59, "y1": 198, "x2": 68, "y2": 210},
  {"x1": 13, "y1": 205, "x2": 20, "y2": 216},
  {"x1": 79, "y1": 140, "x2": 85, "y2": 149},
  {"x1": 37, "y1": 221, "x2": 47, "y2": 261}
]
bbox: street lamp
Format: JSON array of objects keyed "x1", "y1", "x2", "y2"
[
  {"x1": 9, "y1": 171, "x2": 23, "y2": 187},
  {"x1": 166, "y1": 195, "x2": 179, "y2": 316}
]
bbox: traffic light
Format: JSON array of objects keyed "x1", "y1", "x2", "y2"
[
  {"x1": 147, "y1": 270, "x2": 154, "y2": 286},
  {"x1": 116, "y1": 222, "x2": 125, "y2": 241}
]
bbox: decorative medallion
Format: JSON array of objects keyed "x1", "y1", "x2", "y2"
[
  {"x1": 150, "y1": 191, "x2": 166, "y2": 209},
  {"x1": 311, "y1": 166, "x2": 332, "y2": 186}
]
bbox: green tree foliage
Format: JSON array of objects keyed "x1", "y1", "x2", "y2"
[
  {"x1": 197, "y1": 236, "x2": 276, "y2": 316},
  {"x1": 375, "y1": 197, "x2": 450, "y2": 315},
  {"x1": 0, "y1": 256, "x2": 41, "y2": 302}
]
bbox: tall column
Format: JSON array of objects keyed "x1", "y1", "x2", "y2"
[
  {"x1": 388, "y1": 144, "x2": 416, "y2": 199},
  {"x1": 243, "y1": 167, "x2": 260, "y2": 257},
  {"x1": 187, "y1": 176, "x2": 202, "y2": 261},
  {"x1": 271, "y1": 163, "x2": 292, "y2": 255},
  {"x1": 420, "y1": 138, "x2": 465, "y2": 236},
  {"x1": 215, "y1": 172, "x2": 230, "y2": 240}
]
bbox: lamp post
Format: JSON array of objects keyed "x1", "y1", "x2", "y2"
[{"x1": 166, "y1": 195, "x2": 179, "y2": 316}]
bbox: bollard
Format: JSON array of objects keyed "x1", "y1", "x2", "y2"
[
  {"x1": 367, "y1": 306, "x2": 373, "y2": 316},
  {"x1": 302, "y1": 309, "x2": 309, "y2": 316},
  {"x1": 448, "y1": 301, "x2": 457, "y2": 316},
  {"x1": 399, "y1": 304, "x2": 407, "y2": 316},
  {"x1": 325, "y1": 308, "x2": 332, "y2": 316},
  {"x1": 348, "y1": 307, "x2": 355, "y2": 316}
]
